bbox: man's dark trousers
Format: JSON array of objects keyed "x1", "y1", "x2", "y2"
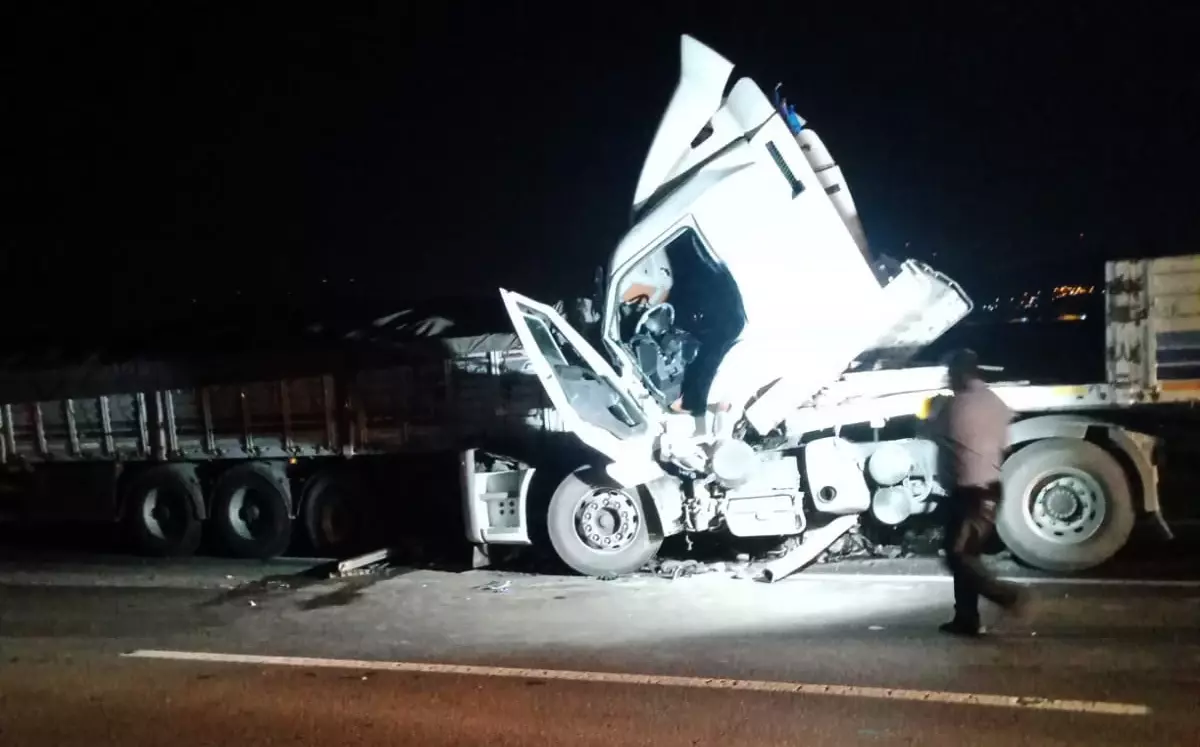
[{"x1": 943, "y1": 483, "x2": 1021, "y2": 626}]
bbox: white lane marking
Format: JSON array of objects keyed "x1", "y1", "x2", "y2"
[
  {"x1": 122, "y1": 649, "x2": 1150, "y2": 716},
  {"x1": 796, "y1": 573, "x2": 1200, "y2": 588}
]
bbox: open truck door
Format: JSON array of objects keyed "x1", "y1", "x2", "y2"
[{"x1": 499, "y1": 290, "x2": 666, "y2": 485}]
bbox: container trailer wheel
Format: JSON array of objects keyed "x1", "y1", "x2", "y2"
[
  {"x1": 210, "y1": 463, "x2": 293, "y2": 559},
  {"x1": 545, "y1": 468, "x2": 661, "y2": 577},
  {"x1": 997, "y1": 438, "x2": 1135, "y2": 573},
  {"x1": 124, "y1": 465, "x2": 204, "y2": 557}
]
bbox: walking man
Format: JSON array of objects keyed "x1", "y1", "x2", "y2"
[{"x1": 934, "y1": 349, "x2": 1028, "y2": 636}]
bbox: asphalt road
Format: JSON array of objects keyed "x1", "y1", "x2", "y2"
[{"x1": 1, "y1": 556, "x2": 1199, "y2": 745}]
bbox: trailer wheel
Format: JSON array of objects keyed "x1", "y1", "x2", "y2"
[
  {"x1": 301, "y1": 472, "x2": 376, "y2": 557},
  {"x1": 998, "y1": 438, "x2": 1135, "y2": 573},
  {"x1": 210, "y1": 464, "x2": 293, "y2": 559},
  {"x1": 546, "y1": 468, "x2": 661, "y2": 577},
  {"x1": 124, "y1": 465, "x2": 203, "y2": 557}
]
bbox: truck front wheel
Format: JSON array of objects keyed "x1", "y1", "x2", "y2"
[
  {"x1": 997, "y1": 438, "x2": 1135, "y2": 573},
  {"x1": 546, "y1": 469, "x2": 661, "y2": 577}
]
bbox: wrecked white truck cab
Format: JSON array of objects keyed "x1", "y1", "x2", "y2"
[{"x1": 464, "y1": 35, "x2": 1162, "y2": 577}]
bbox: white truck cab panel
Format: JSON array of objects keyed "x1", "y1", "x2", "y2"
[{"x1": 632, "y1": 35, "x2": 736, "y2": 214}]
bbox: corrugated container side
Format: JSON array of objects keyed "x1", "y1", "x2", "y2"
[{"x1": 1107, "y1": 254, "x2": 1200, "y2": 401}]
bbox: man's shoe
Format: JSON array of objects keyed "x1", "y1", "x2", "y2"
[{"x1": 939, "y1": 620, "x2": 986, "y2": 638}]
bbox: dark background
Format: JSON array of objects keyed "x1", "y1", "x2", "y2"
[{"x1": 6, "y1": 2, "x2": 1198, "y2": 347}]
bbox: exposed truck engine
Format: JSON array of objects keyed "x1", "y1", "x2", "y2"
[{"x1": 463, "y1": 35, "x2": 1171, "y2": 578}]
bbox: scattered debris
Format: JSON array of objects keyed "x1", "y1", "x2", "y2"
[
  {"x1": 900, "y1": 526, "x2": 945, "y2": 556},
  {"x1": 657, "y1": 559, "x2": 712, "y2": 580},
  {"x1": 642, "y1": 557, "x2": 748, "y2": 580},
  {"x1": 628, "y1": 519, "x2": 958, "y2": 582},
  {"x1": 475, "y1": 579, "x2": 512, "y2": 594},
  {"x1": 762, "y1": 515, "x2": 860, "y2": 582},
  {"x1": 203, "y1": 558, "x2": 400, "y2": 610},
  {"x1": 818, "y1": 528, "x2": 875, "y2": 563},
  {"x1": 767, "y1": 536, "x2": 801, "y2": 559},
  {"x1": 335, "y1": 547, "x2": 398, "y2": 577}
]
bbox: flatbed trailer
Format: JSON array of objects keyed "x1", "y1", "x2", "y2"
[{"x1": 0, "y1": 331, "x2": 562, "y2": 558}]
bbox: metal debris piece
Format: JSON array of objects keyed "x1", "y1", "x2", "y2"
[
  {"x1": 761, "y1": 515, "x2": 860, "y2": 582},
  {"x1": 817, "y1": 527, "x2": 875, "y2": 563},
  {"x1": 652, "y1": 559, "x2": 716, "y2": 580},
  {"x1": 475, "y1": 579, "x2": 512, "y2": 593},
  {"x1": 335, "y1": 547, "x2": 397, "y2": 577}
]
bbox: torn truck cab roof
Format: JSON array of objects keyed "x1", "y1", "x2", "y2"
[{"x1": 631, "y1": 35, "x2": 736, "y2": 216}]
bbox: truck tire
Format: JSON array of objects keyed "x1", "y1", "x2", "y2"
[
  {"x1": 997, "y1": 438, "x2": 1135, "y2": 573},
  {"x1": 301, "y1": 472, "x2": 376, "y2": 557},
  {"x1": 210, "y1": 463, "x2": 293, "y2": 559},
  {"x1": 546, "y1": 468, "x2": 662, "y2": 577},
  {"x1": 124, "y1": 465, "x2": 203, "y2": 557}
]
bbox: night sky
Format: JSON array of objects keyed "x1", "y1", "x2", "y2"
[{"x1": 7, "y1": 3, "x2": 1199, "y2": 342}]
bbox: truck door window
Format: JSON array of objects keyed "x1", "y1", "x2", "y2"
[{"x1": 521, "y1": 310, "x2": 645, "y2": 438}]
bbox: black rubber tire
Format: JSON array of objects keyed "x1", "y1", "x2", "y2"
[
  {"x1": 546, "y1": 468, "x2": 662, "y2": 577},
  {"x1": 998, "y1": 438, "x2": 1135, "y2": 573},
  {"x1": 210, "y1": 463, "x2": 293, "y2": 559},
  {"x1": 123, "y1": 465, "x2": 203, "y2": 557},
  {"x1": 300, "y1": 472, "x2": 377, "y2": 557}
]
